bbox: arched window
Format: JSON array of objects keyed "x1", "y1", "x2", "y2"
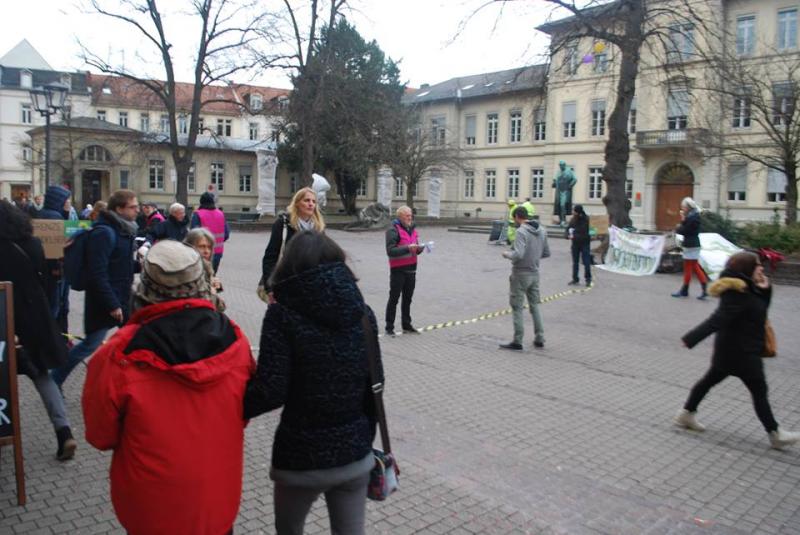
[{"x1": 79, "y1": 145, "x2": 113, "y2": 162}]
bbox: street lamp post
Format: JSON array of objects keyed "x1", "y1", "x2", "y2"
[{"x1": 29, "y1": 82, "x2": 69, "y2": 188}]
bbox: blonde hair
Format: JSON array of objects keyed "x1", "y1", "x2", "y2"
[{"x1": 287, "y1": 187, "x2": 325, "y2": 231}]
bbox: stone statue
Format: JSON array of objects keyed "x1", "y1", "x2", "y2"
[
  {"x1": 552, "y1": 160, "x2": 577, "y2": 226},
  {"x1": 345, "y1": 202, "x2": 391, "y2": 229}
]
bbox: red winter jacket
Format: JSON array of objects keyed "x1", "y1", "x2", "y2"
[{"x1": 82, "y1": 299, "x2": 255, "y2": 535}]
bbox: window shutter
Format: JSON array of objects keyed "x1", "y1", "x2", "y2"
[
  {"x1": 465, "y1": 115, "x2": 476, "y2": 137},
  {"x1": 728, "y1": 164, "x2": 747, "y2": 191},
  {"x1": 591, "y1": 100, "x2": 606, "y2": 112},
  {"x1": 668, "y1": 90, "x2": 689, "y2": 116},
  {"x1": 563, "y1": 102, "x2": 577, "y2": 122},
  {"x1": 534, "y1": 107, "x2": 546, "y2": 122},
  {"x1": 767, "y1": 168, "x2": 787, "y2": 193}
]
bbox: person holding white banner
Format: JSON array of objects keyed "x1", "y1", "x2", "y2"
[{"x1": 675, "y1": 251, "x2": 800, "y2": 450}]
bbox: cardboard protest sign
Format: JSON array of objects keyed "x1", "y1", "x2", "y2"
[{"x1": 32, "y1": 220, "x2": 66, "y2": 259}]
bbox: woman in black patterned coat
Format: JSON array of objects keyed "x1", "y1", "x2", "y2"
[{"x1": 244, "y1": 231, "x2": 382, "y2": 535}]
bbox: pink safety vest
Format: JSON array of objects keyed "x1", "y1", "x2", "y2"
[
  {"x1": 196, "y1": 208, "x2": 226, "y2": 254},
  {"x1": 388, "y1": 224, "x2": 419, "y2": 269}
]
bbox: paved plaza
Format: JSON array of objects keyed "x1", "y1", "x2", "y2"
[{"x1": 2, "y1": 226, "x2": 800, "y2": 534}]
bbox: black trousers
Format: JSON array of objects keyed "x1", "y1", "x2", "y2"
[
  {"x1": 684, "y1": 365, "x2": 779, "y2": 432},
  {"x1": 385, "y1": 269, "x2": 416, "y2": 330},
  {"x1": 571, "y1": 242, "x2": 592, "y2": 283}
]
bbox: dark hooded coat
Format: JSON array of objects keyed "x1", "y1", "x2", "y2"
[{"x1": 243, "y1": 262, "x2": 382, "y2": 471}]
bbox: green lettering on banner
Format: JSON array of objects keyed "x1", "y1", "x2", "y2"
[{"x1": 64, "y1": 220, "x2": 91, "y2": 238}]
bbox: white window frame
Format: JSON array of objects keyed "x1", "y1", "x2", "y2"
[
  {"x1": 531, "y1": 168, "x2": 544, "y2": 199},
  {"x1": 149, "y1": 160, "x2": 165, "y2": 190},
  {"x1": 394, "y1": 177, "x2": 405, "y2": 198},
  {"x1": 773, "y1": 82, "x2": 794, "y2": 126},
  {"x1": 507, "y1": 169, "x2": 520, "y2": 198},
  {"x1": 588, "y1": 167, "x2": 604, "y2": 200},
  {"x1": 159, "y1": 114, "x2": 169, "y2": 134},
  {"x1": 566, "y1": 43, "x2": 579, "y2": 75},
  {"x1": 591, "y1": 100, "x2": 606, "y2": 136},
  {"x1": 21, "y1": 103, "x2": 32, "y2": 124},
  {"x1": 778, "y1": 8, "x2": 798, "y2": 51},
  {"x1": 628, "y1": 99, "x2": 637, "y2": 134},
  {"x1": 732, "y1": 92, "x2": 751, "y2": 128},
  {"x1": 356, "y1": 179, "x2": 367, "y2": 197},
  {"x1": 464, "y1": 170, "x2": 475, "y2": 198},
  {"x1": 485, "y1": 169, "x2": 496, "y2": 198},
  {"x1": 118, "y1": 111, "x2": 128, "y2": 127},
  {"x1": 562, "y1": 101, "x2": 577, "y2": 138},
  {"x1": 211, "y1": 162, "x2": 225, "y2": 191},
  {"x1": 178, "y1": 115, "x2": 188, "y2": 134},
  {"x1": 667, "y1": 89, "x2": 689, "y2": 130},
  {"x1": 22, "y1": 146, "x2": 32, "y2": 162},
  {"x1": 216, "y1": 118, "x2": 232, "y2": 137},
  {"x1": 593, "y1": 52, "x2": 608, "y2": 73},
  {"x1": 249, "y1": 122, "x2": 259, "y2": 141},
  {"x1": 667, "y1": 24, "x2": 695, "y2": 63},
  {"x1": 736, "y1": 15, "x2": 756, "y2": 56},
  {"x1": 140, "y1": 113, "x2": 150, "y2": 132},
  {"x1": 188, "y1": 162, "x2": 196, "y2": 192},
  {"x1": 431, "y1": 117, "x2": 446, "y2": 145},
  {"x1": 533, "y1": 107, "x2": 546, "y2": 141},
  {"x1": 509, "y1": 111, "x2": 522, "y2": 143},
  {"x1": 20, "y1": 70, "x2": 32, "y2": 89},
  {"x1": 250, "y1": 94, "x2": 262, "y2": 111},
  {"x1": 97, "y1": 110, "x2": 107, "y2": 122},
  {"x1": 119, "y1": 169, "x2": 130, "y2": 190},
  {"x1": 486, "y1": 113, "x2": 498, "y2": 145},
  {"x1": 239, "y1": 165, "x2": 252, "y2": 193}
]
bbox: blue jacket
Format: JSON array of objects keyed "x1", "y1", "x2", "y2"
[
  {"x1": 37, "y1": 185, "x2": 70, "y2": 221},
  {"x1": 84, "y1": 212, "x2": 136, "y2": 332}
]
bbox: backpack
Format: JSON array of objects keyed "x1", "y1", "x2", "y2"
[{"x1": 63, "y1": 226, "x2": 116, "y2": 291}]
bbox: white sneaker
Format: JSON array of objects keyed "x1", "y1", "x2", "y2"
[
  {"x1": 674, "y1": 409, "x2": 706, "y2": 432},
  {"x1": 769, "y1": 428, "x2": 800, "y2": 450}
]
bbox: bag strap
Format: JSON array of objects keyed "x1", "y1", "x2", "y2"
[{"x1": 362, "y1": 311, "x2": 392, "y2": 454}]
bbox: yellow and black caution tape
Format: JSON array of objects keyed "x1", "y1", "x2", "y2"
[{"x1": 412, "y1": 284, "x2": 594, "y2": 335}]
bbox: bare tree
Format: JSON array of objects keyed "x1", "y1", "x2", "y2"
[
  {"x1": 693, "y1": 34, "x2": 800, "y2": 224},
  {"x1": 384, "y1": 106, "x2": 472, "y2": 210},
  {"x1": 465, "y1": 0, "x2": 711, "y2": 228},
  {"x1": 79, "y1": 0, "x2": 268, "y2": 205},
  {"x1": 259, "y1": 0, "x2": 348, "y2": 183}
]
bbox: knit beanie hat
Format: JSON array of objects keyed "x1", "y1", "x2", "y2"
[
  {"x1": 135, "y1": 240, "x2": 212, "y2": 305},
  {"x1": 199, "y1": 192, "x2": 216, "y2": 208}
]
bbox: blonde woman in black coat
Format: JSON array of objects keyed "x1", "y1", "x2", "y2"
[{"x1": 674, "y1": 251, "x2": 800, "y2": 449}]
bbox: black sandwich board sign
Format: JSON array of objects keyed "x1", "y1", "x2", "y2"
[{"x1": 0, "y1": 282, "x2": 25, "y2": 505}]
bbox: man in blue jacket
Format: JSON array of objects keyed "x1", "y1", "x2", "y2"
[{"x1": 52, "y1": 189, "x2": 139, "y2": 389}]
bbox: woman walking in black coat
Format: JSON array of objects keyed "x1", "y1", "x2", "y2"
[
  {"x1": 244, "y1": 231, "x2": 382, "y2": 535},
  {"x1": 0, "y1": 200, "x2": 76, "y2": 460},
  {"x1": 674, "y1": 251, "x2": 800, "y2": 449}
]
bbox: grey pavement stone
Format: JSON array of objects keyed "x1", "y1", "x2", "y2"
[{"x1": 2, "y1": 227, "x2": 800, "y2": 533}]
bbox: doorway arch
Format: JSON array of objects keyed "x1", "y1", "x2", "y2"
[{"x1": 655, "y1": 162, "x2": 694, "y2": 230}]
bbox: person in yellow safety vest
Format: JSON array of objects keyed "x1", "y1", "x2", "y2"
[
  {"x1": 521, "y1": 198, "x2": 536, "y2": 218},
  {"x1": 506, "y1": 199, "x2": 518, "y2": 243}
]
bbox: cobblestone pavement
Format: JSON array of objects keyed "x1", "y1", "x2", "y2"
[{"x1": 2, "y1": 226, "x2": 800, "y2": 534}]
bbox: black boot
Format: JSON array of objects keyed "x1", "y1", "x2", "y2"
[
  {"x1": 697, "y1": 283, "x2": 708, "y2": 300},
  {"x1": 671, "y1": 285, "x2": 688, "y2": 298},
  {"x1": 56, "y1": 426, "x2": 77, "y2": 461}
]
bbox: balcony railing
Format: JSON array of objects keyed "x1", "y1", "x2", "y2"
[{"x1": 635, "y1": 128, "x2": 709, "y2": 149}]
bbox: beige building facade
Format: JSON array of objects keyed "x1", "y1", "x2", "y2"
[{"x1": 403, "y1": 0, "x2": 798, "y2": 229}]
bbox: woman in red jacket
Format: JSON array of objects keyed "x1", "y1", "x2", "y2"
[{"x1": 82, "y1": 240, "x2": 254, "y2": 535}]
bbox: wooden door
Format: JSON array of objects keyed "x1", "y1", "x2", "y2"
[{"x1": 656, "y1": 184, "x2": 693, "y2": 230}]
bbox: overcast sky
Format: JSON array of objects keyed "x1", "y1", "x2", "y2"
[{"x1": 1, "y1": 0, "x2": 560, "y2": 89}]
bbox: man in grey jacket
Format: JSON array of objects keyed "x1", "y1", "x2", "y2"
[{"x1": 500, "y1": 206, "x2": 550, "y2": 350}]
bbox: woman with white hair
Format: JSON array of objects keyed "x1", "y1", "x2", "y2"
[
  {"x1": 141, "y1": 202, "x2": 189, "y2": 255},
  {"x1": 672, "y1": 197, "x2": 708, "y2": 299}
]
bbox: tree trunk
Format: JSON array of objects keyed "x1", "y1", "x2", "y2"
[
  {"x1": 786, "y1": 164, "x2": 798, "y2": 225},
  {"x1": 174, "y1": 153, "x2": 192, "y2": 207},
  {"x1": 405, "y1": 178, "x2": 415, "y2": 211},
  {"x1": 600, "y1": 3, "x2": 643, "y2": 229}
]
